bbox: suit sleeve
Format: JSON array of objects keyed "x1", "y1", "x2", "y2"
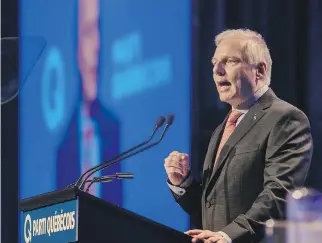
[
  {"x1": 174, "y1": 177, "x2": 203, "y2": 225},
  {"x1": 220, "y1": 109, "x2": 313, "y2": 243},
  {"x1": 170, "y1": 126, "x2": 222, "y2": 226}
]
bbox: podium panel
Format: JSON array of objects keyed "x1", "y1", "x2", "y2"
[
  {"x1": 20, "y1": 188, "x2": 192, "y2": 243},
  {"x1": 21, "y1": 199, "x2": 78, "y2": 243}
]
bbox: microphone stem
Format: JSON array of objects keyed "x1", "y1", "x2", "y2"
[
  {"x1": 73, "y1": 124, "x2": 160, "y2": 189},
  {"x1": 79, "y1": 124, "x2": 170, "y2": 190}
]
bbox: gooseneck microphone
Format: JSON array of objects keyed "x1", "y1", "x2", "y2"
[
  {"x1": 66, "y1": 173, "x2": 134, "y2": 188},
  {"x1": 72, "y1": 115, "x2": 168, "y2": 190},
  {"x1": 77, "y1": 114, "x2": 175, "y2": 190},
  {"x1": 85, "y1": 173, "x2": 134, "y2": 192}
]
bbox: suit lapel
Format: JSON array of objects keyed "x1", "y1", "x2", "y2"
[
  {"x1": 213, "y1": 104, "x2": 264, "y2": 173},
  {"x1": 205, "y1": 88, "x2": 276, "y2": 193},
  {"x1": 201, "y1": 120, "x2": 225, "y2": 190},
  {"x1": 203, "y1": 120, "x2": 226, "y2": 172}
]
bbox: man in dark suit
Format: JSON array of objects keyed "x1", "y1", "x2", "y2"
[{"x1": 164, "y1": 29, "x2": 313, "y2": 243}]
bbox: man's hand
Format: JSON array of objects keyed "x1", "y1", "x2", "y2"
[
  {"x1": 185, "y1": 229, "x2": 229, "y2": 243},
  {"x1": 164, "y1": 151, "x2": 190, "y2": 185}
]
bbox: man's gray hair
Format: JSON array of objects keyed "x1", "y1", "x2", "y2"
[{"x1": 215, "y1": 29, "x2": 272, "y2": 86}]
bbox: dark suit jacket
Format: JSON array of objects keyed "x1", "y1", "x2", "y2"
[
  {"x1": 175, "y1": 89, "x2": 313, "y2": 243},
  {"x1": 56, "y1": 100, "x2": 122, "y2": 206}
]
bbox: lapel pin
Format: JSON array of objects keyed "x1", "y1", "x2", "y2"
[{"x1": 254, "y1": 114, "x2": 257, "y2": 120}]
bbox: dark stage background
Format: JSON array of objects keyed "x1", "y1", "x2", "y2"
[
  {"x1": 190, "y1": 0, "x2": 322, "y2": 193},
  {"x1": 2, "y1": 0, "x2": 322, "y2": 242}
]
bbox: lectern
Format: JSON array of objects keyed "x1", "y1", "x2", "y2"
[{"x1": 20, "y1": 187, "x2": 192, "y2": 243}]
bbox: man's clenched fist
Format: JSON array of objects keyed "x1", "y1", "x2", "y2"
[{"x1": 164, "y1": 151, "x2": 190, "y2": 185}]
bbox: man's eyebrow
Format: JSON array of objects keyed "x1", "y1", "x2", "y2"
[
  {"x1": 211, "y1": 55, "x2": 232, "y2": 62},
  {"x1": 212, "y1": 55, "x2": 242, "y2": 61}
]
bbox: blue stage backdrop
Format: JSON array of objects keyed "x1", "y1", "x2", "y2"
[{"x1": 20, "y1": 0, "x2": 191, "y2": 232}]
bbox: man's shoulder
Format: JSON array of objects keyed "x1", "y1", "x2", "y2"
[{"x1": 268, "y1": 97, "x2": 309, "y2": 124}]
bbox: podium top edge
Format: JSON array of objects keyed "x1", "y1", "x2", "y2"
[{"x1": 19, "y1": 187, "x2": 80, "y2": 212}]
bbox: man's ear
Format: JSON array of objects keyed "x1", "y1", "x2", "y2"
[{"x1": 256, "y1": 62, "x2": 267, "y2": 80}]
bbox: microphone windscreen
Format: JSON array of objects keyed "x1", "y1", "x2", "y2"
[
  {"x1": 166, "y1": 113, "x2": 175, "y2": 125},
  {"x1": 156, "y1": 116, "x2": 166, "y2": 128}
]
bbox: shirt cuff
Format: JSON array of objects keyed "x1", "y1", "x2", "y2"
[
  {"x1": 167, "y1": 173, "x2": 193, "y2": 196},
  {"x1": 217, "y1": 231, "x2": 232, "y2": 243}
]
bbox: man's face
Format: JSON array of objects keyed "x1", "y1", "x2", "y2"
[
  {"x1": 78, "y1": 0, "x2": 99, "y2": 102},
  {"x1": 212, "y1": 39, "x2": 258, "y2": 107}
]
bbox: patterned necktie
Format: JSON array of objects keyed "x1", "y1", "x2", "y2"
[{"x1": 214, "y1": 110, "x2": 243, "y2": 164}]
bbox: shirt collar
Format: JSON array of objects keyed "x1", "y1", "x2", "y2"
[{"x1": 233, "y1": 85, "x2": 269, "y2": 114}]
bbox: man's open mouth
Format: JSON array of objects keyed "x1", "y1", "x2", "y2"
[{"x1": 218, "y1": 81, "x2": 231, "y2": 86}]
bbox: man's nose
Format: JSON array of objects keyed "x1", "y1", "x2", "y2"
[{"x1": 213, "y1": 62, "x2": 225, "y2": 76}]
